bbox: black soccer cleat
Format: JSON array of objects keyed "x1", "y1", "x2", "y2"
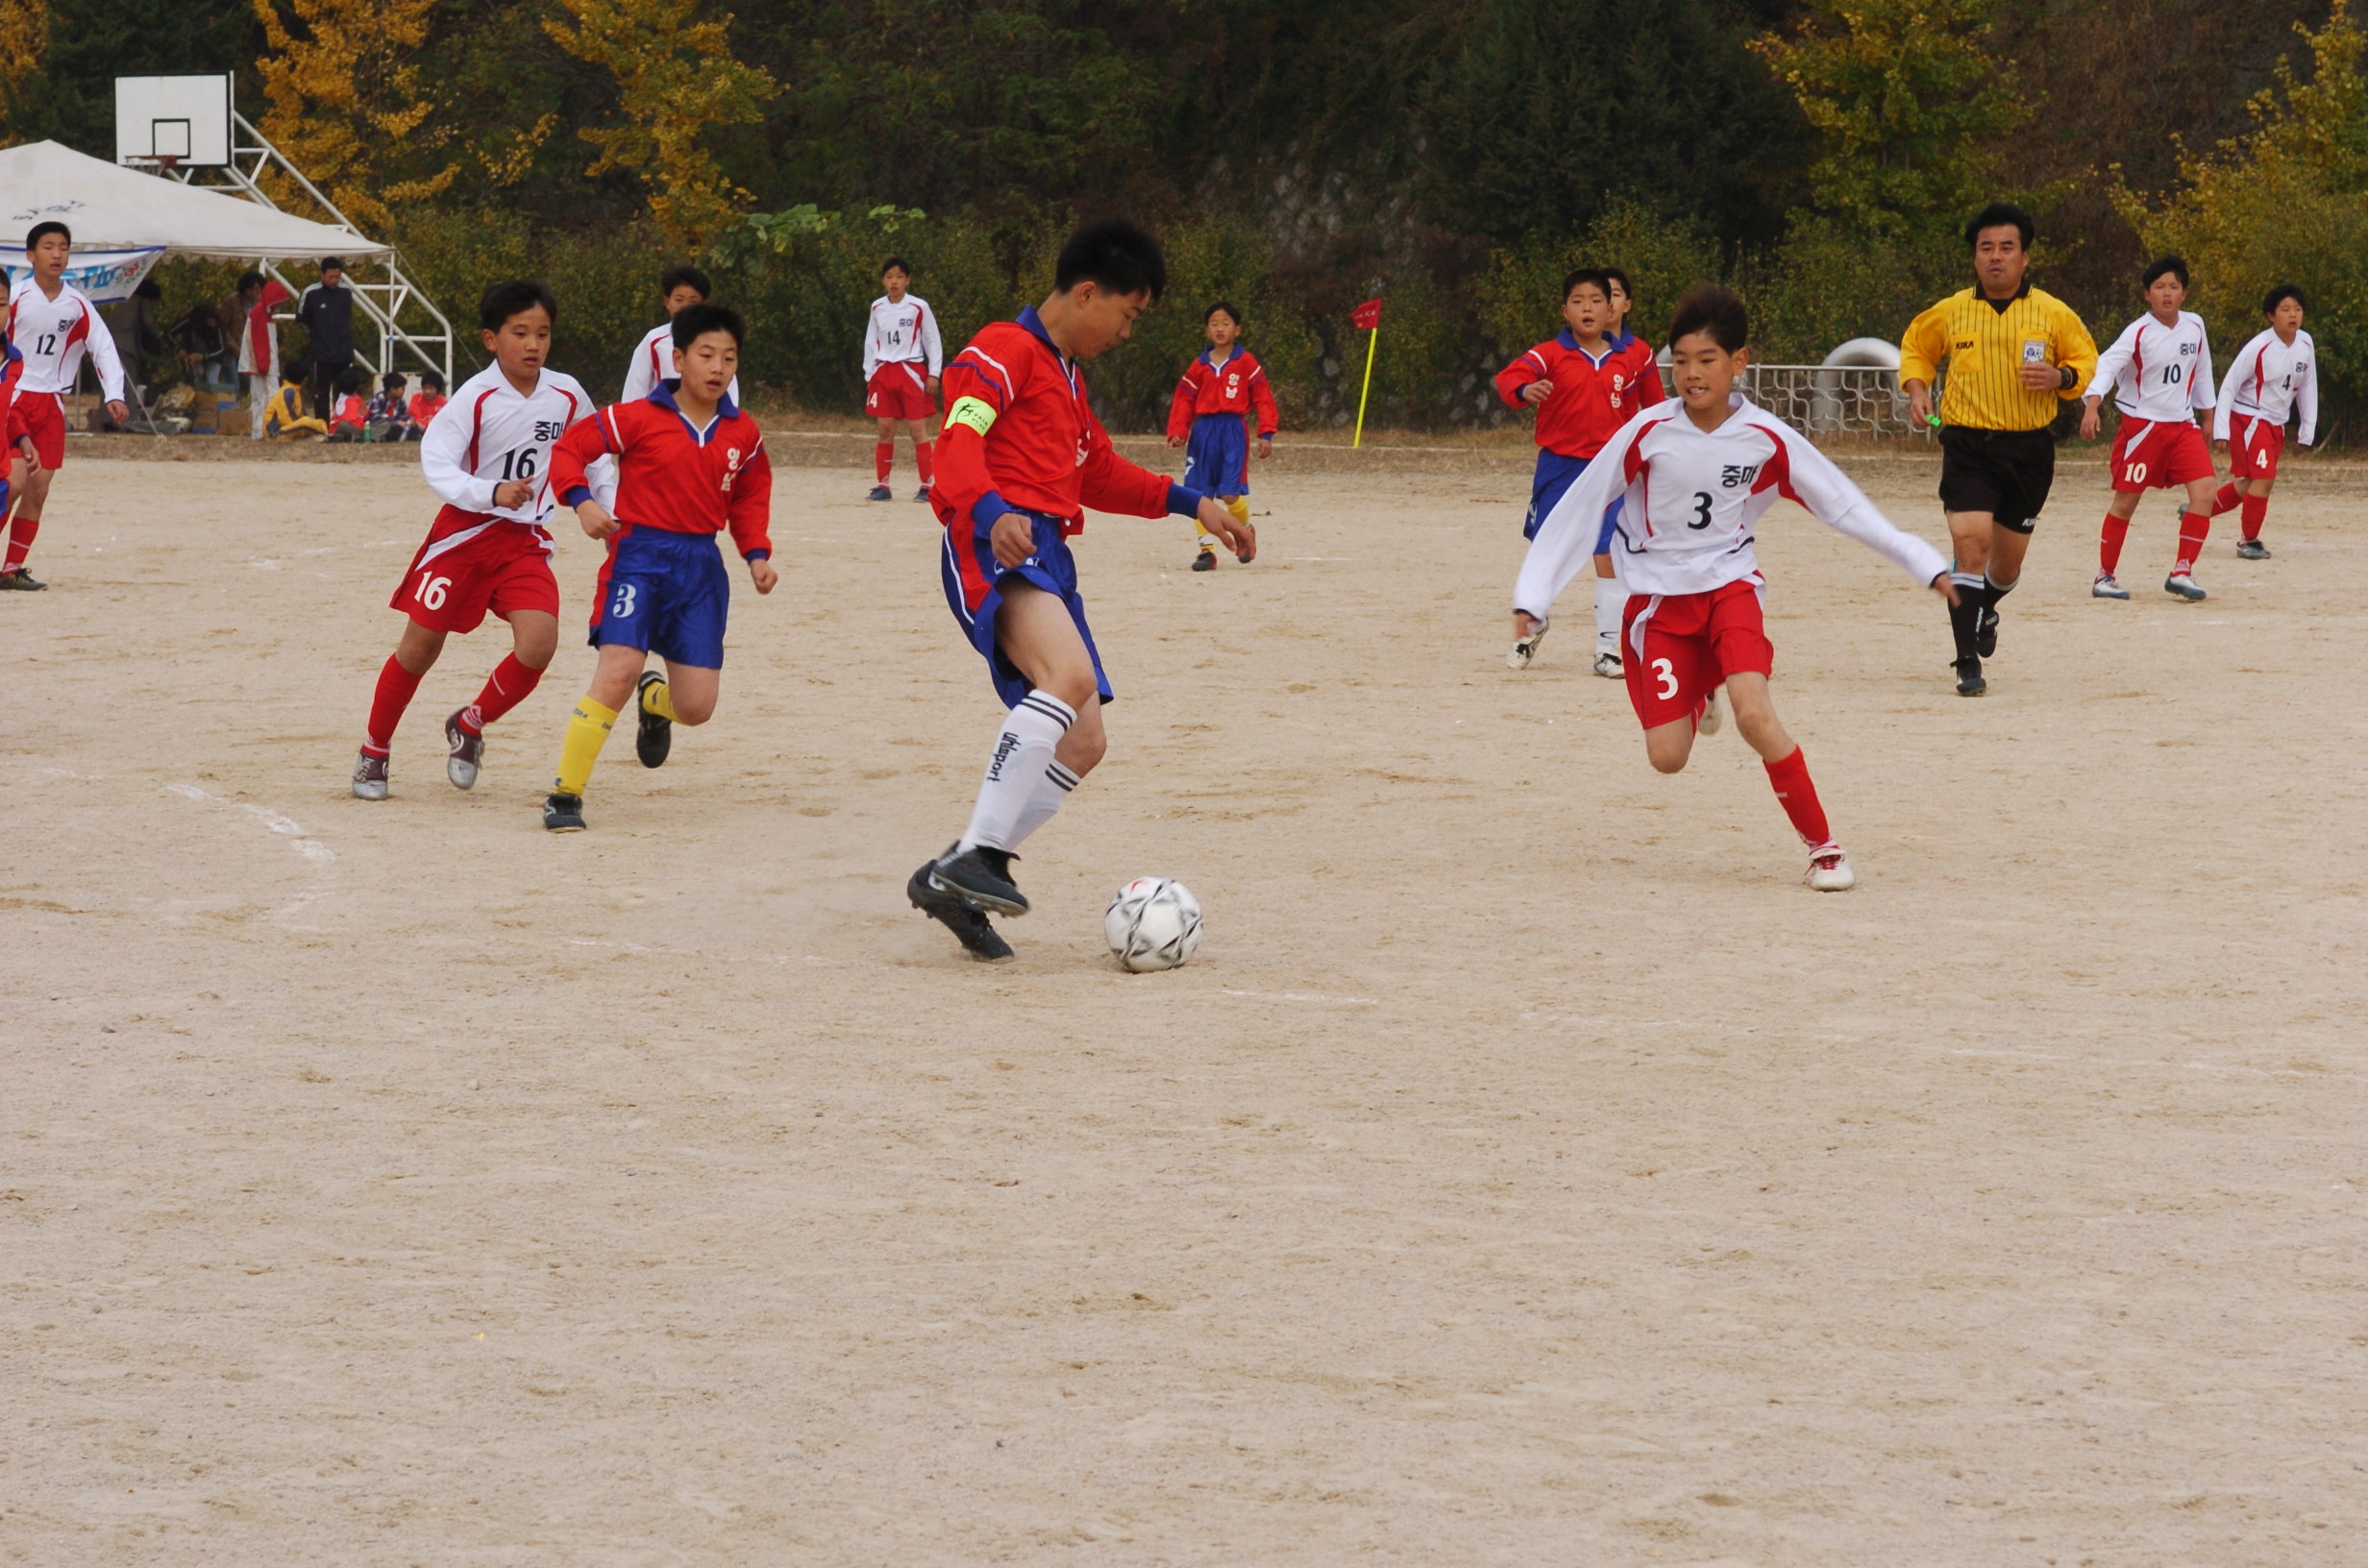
[
  {"x1": 1953, "y1": 656, "x2": 1986, "y2": 698},
  {"x1": 913, "y1": 486, "x2": 931, "y2": 502},
  {"x1": 1191, "y1": 548, "x2": 1216, "y2": 572},
  {"x1": 2235, "y1": 538, "x2": 2270, "y2": 560},
  {"x1": 634, "y1": 670, "x2": 673, "y2": 769},
  {"x1": 0, "y1": 566, "x2": 46, "y2": 590},
  {"x1": 1975, "y1": 607, "x2": 1999, "y2": 659},
  {"x1": 543, "y1": 791, "x2": 586, "y2": 831},
  {"x1": 906, "y1": 862, "x2": 1015, "y2": 961},
  {"x1": 865, "y1": 484, "x2": 893, "y2": 502},
  {"x1": 925, "y1": 843, "x2": 1027, "y2": 917}
]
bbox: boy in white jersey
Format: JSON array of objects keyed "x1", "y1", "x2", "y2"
[
  {"x1": 3, "y1": 222, "x2": 131, "y2": 590},
  {"x1": 352, "y1": 281, "x2": 601, "y2": 800},
  {"x1": 2208, "y1": 283, "x2": 2316, "y2": 560},
  {"x1": 621, "y1": 265, "x2": 740, "y2": 406},
  {"x1": 1513, "y1": 286, "x2": 1953, "y2": 892},
  {"x1": 862, "y1": 257, "x2": 943, "y2": 502},
  {"x1": 2080, "y1": 257, "x2": 2219, "y2": 601}
]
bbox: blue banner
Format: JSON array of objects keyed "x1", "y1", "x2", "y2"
[{"x1": 2, "y1": 247, "x2": 166, "y2": 304}]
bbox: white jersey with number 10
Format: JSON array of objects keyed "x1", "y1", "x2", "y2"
[{"x1": 2085, "y1": 310, "x2": 2214, "y2": 426}]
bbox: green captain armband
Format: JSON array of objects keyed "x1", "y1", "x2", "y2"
[{"x1": 945, "y1": 396, "x2": 998, "y2": 437}]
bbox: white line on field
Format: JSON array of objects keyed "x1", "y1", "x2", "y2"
[
  {"x1": 163, "y1": 784, "x2": 335, "y2": 864},
  {"x1": 1221, "y1": 989, "x2": 1378, "y2": 1006}
]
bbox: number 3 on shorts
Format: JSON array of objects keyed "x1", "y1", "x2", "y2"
[
  {"x1": 1653, "y1": 657, "x2": 1678, "y2": 699},
  {"x1": 608, "y1": 582, "x2": 637, "y2": 620},
  {"x1": 412, "y1": 571, "x2": 450, "y2": 611}
]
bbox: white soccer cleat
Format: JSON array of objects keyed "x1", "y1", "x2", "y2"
[
  {"x1": 1592, "y1": 650, "x2": 1623, "y2": 678},
  {"x1": 2163, "y1": 572, "x2": 2207, "y2": 601},
  {"x1": 1697, "y1": 685, "x2": 1725, "y2": 735},
  {"x1": 1807, "y1": 845, "x2": 1855, "y2": 892},
  {"x1": 2092, "y1": 574, "x2": 2131, "y2": 600},
  {"x1": 1508, "y1": 616, "x2": 1549, "y2": 670},
  {"x1": 351, "y1": 750, "x2": 389, "y2": 801}
]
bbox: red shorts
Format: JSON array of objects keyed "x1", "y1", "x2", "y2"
[
  {"x1": 13, "y1": 392, "x2": 64, "y2": 469},
  {"x1": 391, "y1": 509, "x2": 560, "y2": 633},
  {"x1": 2228, "y1": 414, "x2": 2285, "y2": 482},
  {"x1": 2109, "y1": 417, "x2": 2212, "y2": 493},
  {"x1": 1621, "y1": 579, "x2": 1774, "y2": 730},
  {"x1": 865, "y1": 363, "x2": 935, "y2": 421}
]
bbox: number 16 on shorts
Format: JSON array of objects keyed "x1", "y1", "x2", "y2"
[{"x1": 413, "y1": 571, "x2": 451, "y2": 611}]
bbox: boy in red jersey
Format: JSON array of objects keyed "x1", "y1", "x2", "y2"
[
  {"x1": 909, "y1": 220, "x2": 1255, "y2": 960},
  {"x1": 1494, "y1": 268, "x2": 1664, "y2": 675},
  {"x1": 352, "y1": 281, "x2": 598, "y2": 801},
  {"x1": 1166, "y1": 301, "x2": 1278, "y2": 571},
  {"x1": 1512, "y1": 287, "x2": 1954, "y2": 891},
  {"x1": 542, "y1": 303, "x2": 776, "y2": 831}
]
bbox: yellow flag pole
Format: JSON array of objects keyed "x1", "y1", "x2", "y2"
[{"x1": 1352, "y1": 322, "x2": 1379, "y2": 451}]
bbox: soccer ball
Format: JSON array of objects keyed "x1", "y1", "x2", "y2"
[{"x1": 1104, "y1": 877, "x2": 1202, "y2": 972}]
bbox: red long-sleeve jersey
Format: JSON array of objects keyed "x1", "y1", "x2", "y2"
[
  {"x1": 553, "y1": 382, "x2": 773, "y2": 559},
  {"x1": 1165, "y1": 347, "x2": 1280, "y2": 441},
  {"x1": 931, "y1": 306, "x2": 1200, "y2": 539},
  {"x1": 1493, "y1": 331, "x2": 1665, "y2": 459}
]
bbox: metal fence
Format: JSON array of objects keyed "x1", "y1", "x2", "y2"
[{"x1": 1654, "y1": 364, "x2": 1933, "y2": 440}]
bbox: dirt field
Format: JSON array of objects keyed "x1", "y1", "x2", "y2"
[{"x1": 5, "y1": 442, "x2": 2363, "y2": 1566}]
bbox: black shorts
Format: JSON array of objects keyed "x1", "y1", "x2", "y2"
[{"x1": 1938, "y1": 426, "x2": 2056, "y2": 534}]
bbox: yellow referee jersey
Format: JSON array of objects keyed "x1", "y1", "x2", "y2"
[{"x1": 1899, "y1": 284, "x2": 2099, "y2": 433}]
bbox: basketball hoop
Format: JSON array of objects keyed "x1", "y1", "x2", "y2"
[{"x1": 123, "y1": 153, "x2": 181, "y2": 172}]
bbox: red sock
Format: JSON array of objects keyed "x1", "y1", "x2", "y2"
[
  {"x1": 1764, "y1": 747, "x2": 1832, "y2": 848},
  {"x1": 456, "y1": 653, "x2": 542, "y2": 735},
  {"x1": 2099, "y1": 514, "x2": 2129, "y2": 576},
  {"x1": 364, "y1": 654, "x2": 426, "y2": 755},
  {"x1": 874, "y1": 442, "x2": 893, "y2": 482},
  {"x1": 914, "y1": 439, "x2": 934, "y2": 486},
  {"x1": 2209, "y1": 482, "x2": 2241, "y2": 517},
  {"x1": 2239, "y1": 493, "x2": 2268, "y2": 541},
  {"x1": 3, "y1": 509, "x2": 39, "y2": 572},
  {"x1": 2173, "y1": 511, "x2": 2209, "y2": 576}
]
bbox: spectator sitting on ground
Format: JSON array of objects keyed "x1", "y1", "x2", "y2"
[
  {"x1": 326, "y1": 367, "x2": 370, "y2": 442},
  {"x1": 261, "y1": 375, "x2": 328, "y2": 440},
  {"x1": 367, "y1": 371, "x2": 418, "y2": 442},
  {"x1": 407, "y1": 368, "x2": 448, "y2": 429}
]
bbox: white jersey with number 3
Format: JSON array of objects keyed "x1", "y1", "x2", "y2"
[
  {"x1": 2085, "y1": 310, "x2": 2213, "y2": 425},
  {"x1": 419, "y1": 363, "x2": 600, "y2": 527},
  {"x1": 1515, "y1": 395, "x2": 1947, "y2": 611}
]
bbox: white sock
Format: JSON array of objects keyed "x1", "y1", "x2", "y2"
[
  {"x1": 1008, "y1": 761, "x2": 1081, "y2": 848},
  {"x1": 956, "y1": 691, "x2": 1074, "y2": 853},
  {"x1": 1592, "y1": 576, "x2": 1622, "y2": 651}
]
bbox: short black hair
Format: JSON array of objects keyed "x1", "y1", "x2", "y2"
[
  {"x1": 1666, "y1": 284, "x2": 1749, "y2": 354},
  {"x1": 1204, "y1": 300, "x2": 1242, "y2": 328},
  {"x1": 479, "y1": 279, "x2": 557, "y2": 331},
  {"x1": 2141, "y1": 255, "x2": 2189, "y2": 291},
  {"x1": 320, "y1": 256, "x2": 346, "y2": 273},
  {"x1": 421, "y1": 369, "x2": 446, "y2": 390},
  {"x1": 237, "y1": 269, "x2": 266, "y2": 291},
  {"x1": 1561, "y1": 267, "x2": 1614, "y2": 303},
  {"x1": 2262, "y1": 282, "x2": 2308, "y2": 315},
  {"x1": 1053, "y1": 219, "x2": 1166, "y2": 301},
  {"x1": 659, "y1": 264, "x2": 712, "y2": 301},
  {"x1": 1601, "y1": 266, "x2": 1634, "y2": 301},
  {"x1": 672, "y1": 301, "x2": 745, "y2": 351},
  {"x1": 24, "y1": 220, "x2": 69, "y2": 250},
  {"x1": 1964, "y1": 202, "x2": 2035, "y2": 250},
  {"x1": 881, "y1": 257, "x2": 912, "y2": 279},
  {"x1": 336, "y1": 366, "x2": 365, "y2": 394},
  {"x1": 381, "y1": 371, "x2": 407, "y2": 392}
]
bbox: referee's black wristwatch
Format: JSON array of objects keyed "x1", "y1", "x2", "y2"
[{"x1": 2058, "y1": 364, "x2": 2078, "y2": 390}]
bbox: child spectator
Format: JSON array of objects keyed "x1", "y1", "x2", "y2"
[
  {"x1": 262, "y1": 375, "x2": 328, "y2": 439},
  {"x1": 409, "y1": 369, "x2": 448, "y2": 430},
  {"x1": 326, "y1": 367, "x2": 370, "y2": 442},
  {"x1": 368, "y1": 371, "x2": 418, "y2": 442}
]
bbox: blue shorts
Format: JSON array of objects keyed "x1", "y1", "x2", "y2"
[
  {"x1": 940, "y1": 510, "x2": 1113, "y2": 711},
  {"x1": 589, "y1": 526, "x2": 731, "y2": 669},
  {"x1": 1523, "y1": 449, "x2": 1626, "y2": 550},
  {"x1": 1182, "y1": 414, "x2": 1250, "y2": 497}
]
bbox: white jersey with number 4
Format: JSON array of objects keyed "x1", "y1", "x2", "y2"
[
  {"x1": 1516, "y1": 396, "x2": 1947, "y2": 610},
  {"x1": 2213, "y1": 327, "x2": 2316, "y2": 445},
  {"x1": 7, "y1": 277, "x2": 126, "y2": 399},
  {"x1": 862, "y1": 294, "x2": 942, "y2": 379},
  {"x1": 621, "y1": 322, "x2": 740, "y2": 405},
  {"x1": 420, "y1": 363, "x2": 601, "y2": 529},
  {"x1": 2085, "y1": 310, "x2": 2213, "y2": 425}
]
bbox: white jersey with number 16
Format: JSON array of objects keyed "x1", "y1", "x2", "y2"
[{"x1": 420, "y1": 362, "x2": 600, "y2": 526}]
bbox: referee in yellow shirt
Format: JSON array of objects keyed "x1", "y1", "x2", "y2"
[{"x1": 1900, "y1": 202, "x2": 2098, "y2": 697}]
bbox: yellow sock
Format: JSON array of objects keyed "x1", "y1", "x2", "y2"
[
  {"x1": 1194, "y1": 518, "x2": 1215, "y2": 547},
  {"x1": 639, "y1": 676, "x2": 678, "y2": 723},
  {"x1": 1225, "y1": 495, "x2": 1250, "y2": 528},
  {"x1": 554, "y1": 697, "x2": 618, "y2": 796}
]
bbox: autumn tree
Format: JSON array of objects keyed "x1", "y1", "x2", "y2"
[
  {"x1": 253, "y1": 0, "x2": 454, "y2": 232},
  {"x1": 544, "y1": 0, "x2": 776, "y2": 250},
  {"x1": 0, "y1": 0, "x2": 48, "y2": 138}
]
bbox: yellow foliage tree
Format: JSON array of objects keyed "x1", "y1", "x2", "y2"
[
  {"x1": 0, "y1": 0, "x2": 49, "y2": 137},
  {"x1": 252, "y1": 0, "x2": 455, "y2": 233},
  {"x1": 544, "y1": 0, "x2": 777, "y2": 250}
]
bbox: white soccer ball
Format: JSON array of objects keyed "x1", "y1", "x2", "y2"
[{"x1": 1104, "y1": 877, "x2": 1202, "y2": 972}]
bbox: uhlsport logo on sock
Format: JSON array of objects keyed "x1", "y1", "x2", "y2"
[{"x1": 985, "y1": 731, "x2": 1023, "y2": 782}]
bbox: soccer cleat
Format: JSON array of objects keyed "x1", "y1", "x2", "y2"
[
  {"x1": 925, "y1": 843, "x2": 1027, "y2": 917},
  {"x1": 0, "y1": 566, "x2": 46, "y2": 590},
  {"x1": 2091, "y1": 574, "x2": 2131, "y2": 600},
  {"x1": 1696, "y1": 685, "x2": 1725, "y2": 734},
  {"x1": 444, "y1": 711, "x2": 482, "y2": 790},
  {"x1": 542, "y1": 792, "x2": 586, "y2": 832},
  {"x1": 2163, "y1": 572, "x2": 2208, "y2": 601},
  {"x1": 914, "y1": 486, "x2": 931, "y2": 502},
  {"x1": 2235, "y1": 538, "x2": 2270, "y2": 559},
  {"x1": 634, "y1": 670, "x2": 673, "y2": 769},
  {"x1": 1508, "y1": 615, "x2": 1549, "y2": 671},
  {"x1": 906, "y1": 862, "x2": 1015, "y2": 961},
  {"x1": 1592, "y1": 650, "x2": 1623, "y2": 678},
  {"x1": 351, "y1": 750, "x2": 389, "y2": 800},
  {"x1": 1807, "y1": 845, "x2": 1856, "y2": 892},
  {"x1": 865, "y1": 484, "x2": 893, "y2": 502},
  {"x1": 1192, "y1": 548, "x2": 1217, "y2": 572},
  {"x1": 1954, "y1": 656, "x2": 1986, "y2": 697},
  {"x1": 1976, "y1": 607, "x2": 1999, "y2": 658}
]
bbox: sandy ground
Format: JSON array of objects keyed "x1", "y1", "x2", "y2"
[{"x1": 4, "y1": 440, "x2": 2365, "y2": 1566}]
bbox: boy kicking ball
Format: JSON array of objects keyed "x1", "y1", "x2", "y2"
[
  {"x1": 541, "y1": 304, "x2": 775, "y2": 831},
  {"x1": 1512, "y1": 286, "x2": 1954, "y2": 891},
  {"x1": 352, "y1": 281, "x2": 598, "y2": 800},
  {"x1": 909, "y1": 220, "x2": 1254, "y2": 960}
]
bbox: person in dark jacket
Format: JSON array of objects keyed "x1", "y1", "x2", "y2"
[{"x1": 294, "y1": 257, "x2": 356, "y2": 420}]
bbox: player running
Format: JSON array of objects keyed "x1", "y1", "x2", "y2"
[
  {"x1": 1495, "y1": 268, "x2": 1664, "y2": 675},
  {"x1": 353, "y1": 281, "x2": 600, "y2": 800},
  {"x1": 863, "y1": 258, "x2": 943, "y2": 502},
  {"x1": 2080, "y1": 257, "x2": 2220, "y2": 601},
  {"x1": 2208, "y1": 284, "x2": 2316, "y2": 560},
  {"x1": 907, "y1": 220, "x2": 1255, "y2": 961},
  {"x1": 542, "y1": 303, "x2": 776, "y2": 832},
  {"x1": 3, "y1": 222, "x2": 130, "y2": 590},
  {"x1": 1512, "y1": 286, "x2": 1954, "y2": 892},
  {"x1": 622, "y1": 265, "x2": 740, "y2": 407},
  {"x1": 1165, "y1": 301, "x2": 1277, "y2": 571}
]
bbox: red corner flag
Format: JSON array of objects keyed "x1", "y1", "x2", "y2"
[{"x1": 1350, "y1": 298, "x2": 1383, "y2": 331}]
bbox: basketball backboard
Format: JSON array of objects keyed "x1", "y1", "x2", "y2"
[{"x1": 115, "y1": 74, "x2": 234, "y2": 169}]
